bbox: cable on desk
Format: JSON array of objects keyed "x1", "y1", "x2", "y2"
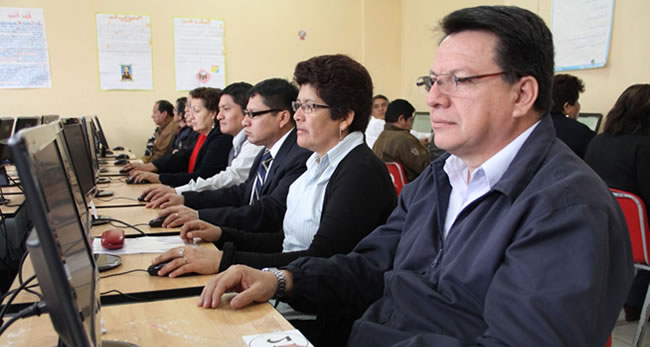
[
  {"x1": 100, "y1": 269, "x2": 148, "y2": 279},
  {"x1": 6, "y1": 175, "x2": 22, "y2": 192},
  {"x1": 17, "y1": 250, "x2": 43, "y2": 301},
  {"x1": 100, "y1": 217, "x2": 146, "y2": 236},
  {"x1": 0, "y1": 275, "x2": 37, "y2": 323},
  {"x1": 0, "y1": 301, "x2": 47, "y2": 336},
  {"x1": 100, "y1": 289, "x2": 147, "y2": 301}
]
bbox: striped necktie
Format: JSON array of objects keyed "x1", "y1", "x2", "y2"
[{"x1": 250, "y1": 149, "x2": 273, "y2": 204}]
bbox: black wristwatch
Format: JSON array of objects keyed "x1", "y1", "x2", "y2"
[{"x1": 262, "y1": 267, "x2": 286, "y2": 299}]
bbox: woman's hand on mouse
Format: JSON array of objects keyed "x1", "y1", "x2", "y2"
[
  {"x1": 153, "y1": 246, "x2": 222, "y2": 277},
  {"x1": 180, "y1": 220, "x2": 222, "y2": 243}
]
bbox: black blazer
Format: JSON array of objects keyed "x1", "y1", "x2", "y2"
[
  {"x1": 550, "y1": 113, "x2": 595, "y2": 158},
  {"x1": 155, "y1": 127, "x2": 233, "y2": 187},
  {"x1": 215, "y1": 144, "x2": 398, "y2": 272},
  {"x1": 584, "y1": 131, "x2": 650, "y2": 207},
  {"x1": 183, "y1": 128, "x2": 311, "y2": 233}
]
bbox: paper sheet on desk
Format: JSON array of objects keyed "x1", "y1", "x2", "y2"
[
  {"x1": 242, "y1": 329, "x2": 311, "y2": 347},
  {"x1": 93, "y1": 236, "x2": 185, "y2": 255}
]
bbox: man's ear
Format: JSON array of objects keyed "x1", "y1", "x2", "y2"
[
  {"x1": 512, "y1": 76, "x2": 538, "y2": 118},
  {"x1": 562, "y1": 101, "x2": 572, "y2": 114},
  {"x1": 340, "y1": 110, "x2": 354, "y2": 133},
  {"x1": 278, "y1": 110, "x2": 293, "y2": 128}
]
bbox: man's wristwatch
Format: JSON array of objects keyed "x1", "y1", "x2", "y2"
[{"x1": 262, "y1": 267, "x2": 286, "y2": 299}]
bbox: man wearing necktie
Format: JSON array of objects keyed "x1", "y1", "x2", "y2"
[{"x1": 157, "y1": 78, "x2": 312, "y2": 234}]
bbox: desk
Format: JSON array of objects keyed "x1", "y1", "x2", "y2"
[
  {"x1": 99, "y1": 165, "x2": 129, "y2": 177},
  {"x1": 6, "y1": 242, "x2": 216, "y2": 306},
  {"x1": 93, "y1": 183, "x2": 151, "y2": 208},
  {"x1": 91, "y1": 206, "x2": 180, "y2": 237},
  {"x1": 1, "y1": 185, "x2": 23, "y2": 194},
  {"x1": 0, "y1": 194, "x2": 24, "y2": 215},
  {"x1": 0, "y1": 295, "x2": 294, "y2": 346}
]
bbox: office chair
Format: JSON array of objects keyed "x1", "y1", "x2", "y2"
[
  {"x1": 611, "y1": 188, "x2": 650, "y2": 347},
  {"x1": 385, "y1": 162, "x2": 406, "y2": 195}
]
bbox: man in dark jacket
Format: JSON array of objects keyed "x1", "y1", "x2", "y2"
[
  {"x1": 194, "y1": 6, "x2": 634, "y2": 347},
  {"x1": 373, "y1": 98, "x2": 430, "y2": 182},
  {"x1": 155, "y1": 78, "x2": 311, "y2": 234}
]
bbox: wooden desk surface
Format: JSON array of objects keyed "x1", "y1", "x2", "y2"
[
  {"x1": 0, "y1": 295, "x2": 294, "y2": 346},
  {"x1": 0, "y1": 194, "x2": 24, "y2": 215},
  {"x1": 1, "y1": 185, "x2": 23, "y2": 194},
  {"x1": 93, "y1": 182, "x2": 152, "y2": 208},
  {"x1": 7, "y1": 242, "x2": 215, "y2": 305},
  {"x1": 98, "y1": 165, "x2": 129, "y2": 177},
  {"x1": 91, "y1": 205, "x2": 181, "y2": 237}
]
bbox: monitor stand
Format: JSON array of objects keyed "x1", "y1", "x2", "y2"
[
  {"x1": 91, "y1": 215, "x2": 110, "y2": 226},
  {"x1": 94, "y1": 254, "x2": 121, "y2": 272}
]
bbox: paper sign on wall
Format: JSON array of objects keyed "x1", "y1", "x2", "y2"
[{"x1": 174, "y1": 17, "x2": 226, "y2": 91}]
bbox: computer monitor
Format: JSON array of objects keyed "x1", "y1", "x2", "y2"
[
  {"x1": 41, "y1": 114, "x2": 60, "y2": 124},
  {"x1": 9, "y1": 123, "x2": 100, "y2": 346},
  {"x1": 81, "y1": 117, "x2": 100, "y2": 178},
  {"x1": 13, "y1": 116, "x2": 41, "y2": 135},
  {"x1": 412, "y1": 111, "x2": 432, "y2": 134},
  {"x1": 0, "y1": 118, "x2": 15, "y2": 162},
  {"x1": 62, "y1": 123, "x2": 97, "y2": 202},
  {"x1": 577, "y1": 112, "x2": 604, "y2": 132},
  {"x1": 92, "y1": 116, "x2": 111, "y2": 157}
]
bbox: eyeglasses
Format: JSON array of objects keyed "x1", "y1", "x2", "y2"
[
  {"x1": 243, "y1": 108, "x2": 282, "y2": 118},
  {"x1": 292, "y1": 101, "x2": 330, "y2": 114},
  {"x1": 415, "y1": 71, "x2": 506, "y2": 95}
]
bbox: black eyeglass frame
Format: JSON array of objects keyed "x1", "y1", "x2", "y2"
[{"x1": 243, "y1": 108, "x2": 283, "y2": 118}]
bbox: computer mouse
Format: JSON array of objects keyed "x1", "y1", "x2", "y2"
[
  {"x1": 114, "y1": 159, "x2": 129, "y2": 166},
  {"x1": 113, "y1": 146, "x2": 125, "y2": 151},
  {"x1": 126, "y1": 177, "x2": 150, "y2": 184},
  {"x1": 148, "y1": 216, "x2": 167, "y2": 228},
  {"x1": 147, "y1": 262, "x2": 196, "y2": 277},
  {"x1": 119, "y1": 168, "x2": 130, "y2": 174},
  {"x1": 115, "y1": 154, "x2": 129, "y2": 160},
  {"x1": 137, "y1": 195, "x2": 147, "y2": 202},
  {"x1": 101, "y1": 229, "x2": 125, "y2": 249}
]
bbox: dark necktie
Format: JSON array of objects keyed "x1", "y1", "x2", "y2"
[{"x1": 250, "y1": 149, "x2": 273, "y2": 204}]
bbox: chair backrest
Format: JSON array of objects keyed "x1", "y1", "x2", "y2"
[
  {"x1": 385, "y1": 162, "x2": 407, "y2": 195},
  {"x1": 611, "y1": 188, "x2": 650, "y2": 265}
]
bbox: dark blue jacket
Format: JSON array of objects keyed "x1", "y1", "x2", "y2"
[
  {"x1": 183, "y1": 128, "x2": 311, "y2": 233},
  {"x1": 284, "y1": 115, "x2": 634, "y2": 346}
]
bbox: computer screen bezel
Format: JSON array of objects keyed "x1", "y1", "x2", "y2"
[
  {"x1": 62, "y1": 122, "x2": 97, "y2": 204},
  {"x1": 13, "y1": 116, "x2": 41, "y2": 135},
  {"x1": 41, "y1": 114, "x2": 60, "y2": 125},
  {"x1": 92, "y1": 116, "x2": 110, "y2": 157}
]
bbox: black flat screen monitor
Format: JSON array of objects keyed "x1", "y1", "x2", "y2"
[
  {"x1": 0, "y1": 118, "x2": 15, "y2": 162},
  {"x1": 9, "y1": 123, "x2": 100, "y2": 346},
  {"x1": 92, "y1": 116, "x2": 110, "y2": 157},
  {"x1": 577, "y1": 112, "x2": 604, "y2": 132},
  {"x1": 81, "y1": 117, "x2": 100, "y2": 178},
  {"x1": 62, "y1": 123, "x2": 97, "y2": 202},
  {"x1": 41, "y1": 114, "x2": 60, "y2": 124},
  {"x1": 13, "y1": 116, "x2": 41, "y2": 135}
]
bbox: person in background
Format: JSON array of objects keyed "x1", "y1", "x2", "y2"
[
  {"x1": 140, "y1": 82, "x2": 263, "y2": 208},
  {"x1": 152, "y1": 79, "x2": 311, "y2": 235},
  {"x1": 142, "y1": 100, "x2": 177, "y2": 163},
  {"x1": 169, "y1": 96, "x2": 198, "y2": 154},
  {"x1": 373, "y1": 98, "x2": 430, "y2": 182},
  {"x1": 584, "y1": 83, "x2": 650, "y2": 322},
  {"x1": 128, "y1": 87, "x2": 233, "y2": 187},
  {"x1": 195, "y1": 6, "x2": 633, "y2": 346},
  {"x1": 549, "y1": 74, "x2": 595, "y2": 158},
  {"x1": 365, "y1": 94, "x2": 388, "y2": 148}
]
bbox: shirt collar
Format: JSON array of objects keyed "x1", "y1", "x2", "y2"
[
  {"x1": 232, "y1": 128, "x2": 247, "y2": 154},
  {"x1": 444, "y1": 120, "x2": 541, "y2": 188},
  {"x1": 306, "y1": 131, "x2": 364, "y2": 170},
  {"x1": 267, "y1": 127, "x2": 294, "y2": 159}
]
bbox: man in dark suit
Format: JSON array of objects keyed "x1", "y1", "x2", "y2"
[
  {"x1": 156, "y1": 78, "x2": 311, "y2": 233},
  {"x1": 550, "y1": 74, "x2": 595, "y2": 158}
]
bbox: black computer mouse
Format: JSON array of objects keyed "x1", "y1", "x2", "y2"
[
  {"x1": 126, "y1": 177, "x2": 149, "y2": 184},
  {"x1": 119, "y1": 168, "x2": 130, "y2": 174},
  {"x1": 113, "y1": 146, "x2": 125, "y2": 151},
  {"x1": 147, "y1": 262, "x2": 195, "y2": 277},
  {"x1": 148, "y1": 216, "x2": 167, "y2": 228},
  {"x1": 114, "y1": 159, "x2": 129, "y2": 166},
  {"x1": 137, "y1": 195, "x2": 147, "y2": 202},
  {"x1": 115, "y1": 154, "x2": 129, "y2": 160}
]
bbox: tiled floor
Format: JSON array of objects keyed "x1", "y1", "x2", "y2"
[{"x1": 613, "y1": 310, "x2": 650, "y2": 347}]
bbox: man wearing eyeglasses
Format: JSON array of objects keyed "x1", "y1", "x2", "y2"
[
  {"x1": 156, "y1": 78, "x2": 311, "y2": 235},
  {"x1": 197, "y1": 6, "x2": 633, "y2": 347}
]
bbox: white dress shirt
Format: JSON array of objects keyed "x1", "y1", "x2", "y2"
[
  {"x1": 246, "y1": 127, "x2": 294, "y2": 204},
  {"x1": 175, "y1": 129, "x2": 263, "y2": 194},
  {"x1": 365, "y1": 116, "x2": 385, "y2": 148},
  {"x1": 282, "y1": 131, "x2": 364, "y2": 252},
  {"x1": 443, "y1": 121, "x2": 540, "y2": 238}
]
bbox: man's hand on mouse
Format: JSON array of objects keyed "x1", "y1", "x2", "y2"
[
  {"x1": 140, "y1": 185, "x2": 176, "y2": 203},
  {"x1": 152, "y1": 246, "x2": 222, "y2": 277},
  {"x1": 180, "y1": 220, "x2": 223, "y2": 244},
  {"x1": 129, "y1": 170, "x2": 160, "y2": 184},
  {"x1": 146, "y1": 192, "x2": 184, "y2": 209},
  {"x1": 158, "y1": 205, "x2": 199, "y2": 228}
]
